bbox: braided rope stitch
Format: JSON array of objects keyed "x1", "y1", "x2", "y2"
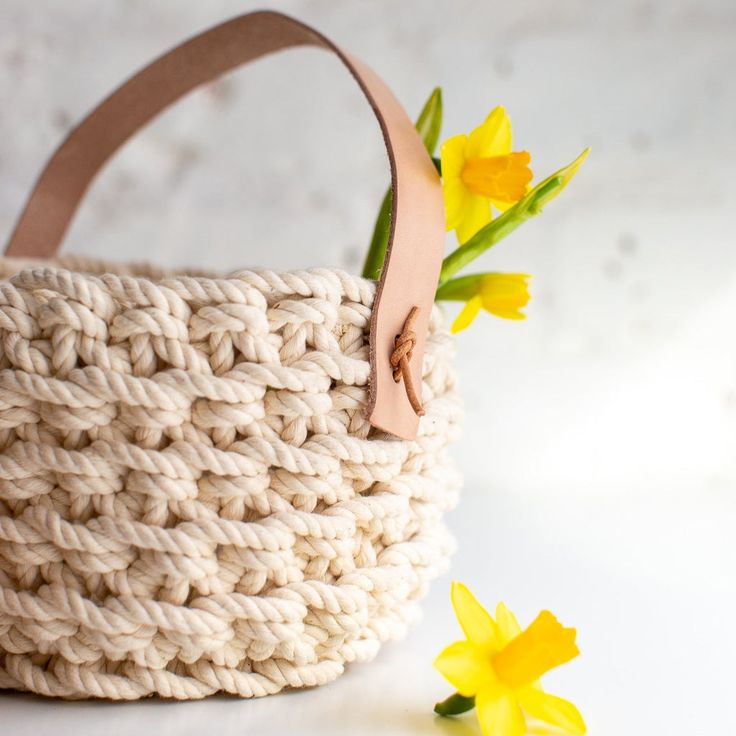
[{"x1": 0, "y1": 258, "x2": 461, "y2": 700}]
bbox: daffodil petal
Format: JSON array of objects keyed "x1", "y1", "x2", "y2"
[
  {"x1": 451, "y1": 296, "x2": 482, "y2": 334},
  {"x1": 467, "y1": 106, "x2": 512, "y2": 159},
  {"x1": 443, "y1": 178, "x2": 474, "y2": 232},
  {"x1": 518, "y1": 688, "x2": 587, "y2": 735},
  {"x1": 441, "y1": 135, "x2": 473, "y2": 232},
  {"x1": 433, "y1": 640, "x2": 493, "y2": 697},
  {"x1": 450, "y1": 581, "x2": 501, "y2": 648},
  {"x1": 456, "y1": 193, "x2": 491, "y2": 244},
  {"x1": 484, "y1": 306, "x2": 527, "y2": 321},
  {"x1": 440, "y1": 134, "x2": 468, "y2": 178},
  {"x1": 476, "y1": 684, "x2": 526, "y2": 736},
  {"x1": 495, "y1": 603, "x2": 522, "y2": 644}
]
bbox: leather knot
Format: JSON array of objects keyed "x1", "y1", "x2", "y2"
[{"x1": 390, "y1": 306, "x2": 424, "y2": 417}]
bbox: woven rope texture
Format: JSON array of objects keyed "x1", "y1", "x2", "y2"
[{"x1": 0, "y1": 259, "x2": 461, "y2": 700}]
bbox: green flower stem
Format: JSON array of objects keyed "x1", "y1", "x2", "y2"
[
  {"x1": 361, "y1": 88, "x2": 443, "y2": 280},
  {"x1": 434, "y1": 692, "x2": 476, "y2": 717},
  {"x1": 438, "y1": 177, "x2": 561, "y2": 287},
  {"x1": 435, "y1": 272, "x2": 486, "y2": 302},
  {"x1": 438, "y1": 148, "x2": 590, "y2": 287}
]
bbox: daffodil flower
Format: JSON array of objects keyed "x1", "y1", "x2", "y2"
[
  {"x1": 436, "y1": 272, "x2": 531, "y2": 332},
  {"x1": 442, "y1": 106, "x2": 533, "y2": 244},
  {"x1": 434, "y1": 582, "x2": 586, "y2": 736},
  {"x1": 438, "y1": 148, "x2": 590, "y2": 286}
]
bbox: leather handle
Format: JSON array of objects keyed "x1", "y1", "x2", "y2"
[{"x1": 2, "y1": 10, "x2": 445, "y2": 440}]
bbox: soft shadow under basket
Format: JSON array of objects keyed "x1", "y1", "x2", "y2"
[{"x1": 0, "y1": 11, "x2": 462, "y2": 700}]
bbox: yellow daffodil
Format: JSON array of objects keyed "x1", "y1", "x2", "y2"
[
  {"x1": 441, "y1": 106, "x2": 533, "y2": 243},
  {"x1": 434, "y1": 582, "x2": 586, "y2": 736},
  {"x1": 451, "y1": 273, "x2": 531, "y2": 333}
]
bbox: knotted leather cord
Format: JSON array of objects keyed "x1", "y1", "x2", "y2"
[{"x1": 391, "y1": 306, "x2": 424, "y2": 416}]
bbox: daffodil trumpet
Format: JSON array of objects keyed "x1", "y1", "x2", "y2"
[{"x1": 438, "y1": 148, "x2": 590, "y2": 286}]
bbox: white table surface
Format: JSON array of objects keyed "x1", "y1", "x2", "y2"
[
  {"x1": 3, "y1": 481, "x2": 734, "y2": 734},
  {"x1": 2, "y1": 0, "x2": 735, "y2": 733}
]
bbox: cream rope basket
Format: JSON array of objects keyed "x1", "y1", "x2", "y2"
[{"x1": 0, "y1": 12, "x2": 462, "y2": 700}]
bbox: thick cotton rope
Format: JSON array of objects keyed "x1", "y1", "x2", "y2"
[{"x1": 0, "y1": 259, "x2": 461, "y2": 700}]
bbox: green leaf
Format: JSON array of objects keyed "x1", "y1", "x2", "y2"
[
  {"x1": 438, "y1": 147, "x2": 590, "y2": 286},
  {"x1": 362, "y1": 189, "x2": 393, "y2": 281},
  {"x1": 434, "y1": 692, "x2": 476, "y2": 717},
  {"x1": 362, "y1": 88, "x2": 444, "y2": 280},
  {"x1": 415, "y1": 87, "x2": 443, "y2": 155}
]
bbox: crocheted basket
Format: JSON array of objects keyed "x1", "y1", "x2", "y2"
[{"x1": 0, "y1": 13, "x2": 461, "y2": 700}]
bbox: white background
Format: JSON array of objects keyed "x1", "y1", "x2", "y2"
[{"x1": 1, "y1": 1, "x2": 735, "y2": 733}]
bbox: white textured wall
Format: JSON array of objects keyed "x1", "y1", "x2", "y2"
[
  {"x1": 3, "y1": 1, "x2": 734, "y2": 496},
  {"x1": 1, "y1": 1, "x2": 735, "y2": 733}
]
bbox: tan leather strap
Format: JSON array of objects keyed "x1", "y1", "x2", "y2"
[{"x1": 3, "y1": 10, "x2": 444, "y2": 440}]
